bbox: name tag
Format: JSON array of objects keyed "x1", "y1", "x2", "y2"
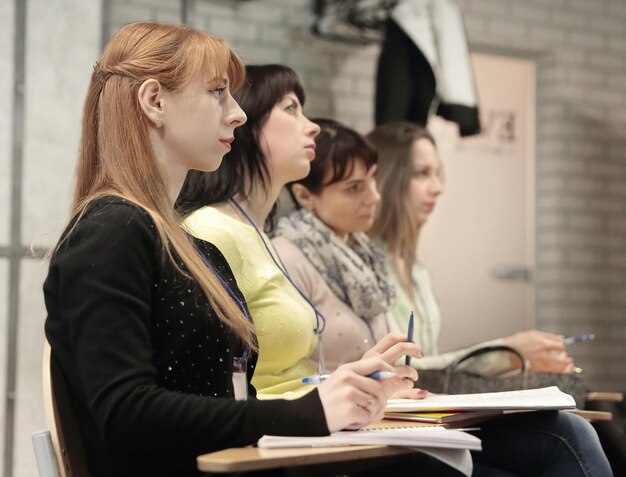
[{"x1": 232, "y1": 359, "x2": 248, "y2": 401}]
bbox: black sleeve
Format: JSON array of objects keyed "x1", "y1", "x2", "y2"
[{"x1": 46, "y1": 201, "x2": 328, "y2": 463}]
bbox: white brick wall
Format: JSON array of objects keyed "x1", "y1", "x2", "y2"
[
  {"x1": 106, "y1": 0, "x2": 626, "y2": 391},
  {"x1": 4, "y1": 1, "x2": 623, "y2": 476}
]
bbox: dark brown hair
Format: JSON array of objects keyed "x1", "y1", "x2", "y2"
[
  {"x1": 288, "y1": 118, "x2": 377, "y2": 206},
  {"x1": 177, "y1": 64, "x2": 305, "y2": 226}
]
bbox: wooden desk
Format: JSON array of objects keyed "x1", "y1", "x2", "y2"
[
  {"x1": 585, "y1": 392, "x2": 624, "y2": 402},
  {"x1": 197, "y1": 445, "x2": 414, "y2": 474},
  {"x1": 197, "y1": 409, "x2": 614, "y2": 473},
  {"x1": 197, "y1": 420, "x2": 435, "y2": 473},
  {"x1": 568, "y1": 409, "x2": 613, "y2": 421}
]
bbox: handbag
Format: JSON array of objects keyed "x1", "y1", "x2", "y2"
[{"x1": 416, "y1": 345, "x2": 587, "y2": 408}]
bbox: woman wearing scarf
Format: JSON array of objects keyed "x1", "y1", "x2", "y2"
[
  {"x1": 273, "y1": 118, "x2": 397, "y2": 373},
  {"x1": 274, "y1": 118, "x2": 508, "y2": 375}
]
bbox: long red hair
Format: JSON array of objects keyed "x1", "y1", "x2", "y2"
[{"x1": 67, "y1": 22, "x2": 255, "y2": 347}]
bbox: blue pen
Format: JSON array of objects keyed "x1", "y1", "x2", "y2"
[
  {"x1": 301, "y1": 371, "x2": 397, "y2": 385},
  {"x1": 563, "y1": 334, "x2": 595, "y2": 345},
  {"x1": 405, "y1": 310, "x2": 414, "y2": 366}
]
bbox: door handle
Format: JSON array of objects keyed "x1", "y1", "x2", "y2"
[{"x1": 492, "y1": 266, "x2": 532, "y2": 281}]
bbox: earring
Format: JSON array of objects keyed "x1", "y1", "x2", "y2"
[{"x1": 155, "y1": 118, "x2": 163, "y2": 128}]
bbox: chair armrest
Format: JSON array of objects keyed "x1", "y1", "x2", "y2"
[{"x1": 585, "y1": 392, "x2": 624, "y2": 402}]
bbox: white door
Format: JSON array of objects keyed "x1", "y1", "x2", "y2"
[{"x1": 420, "y1": 52, "x2": 536, "y2": 352}]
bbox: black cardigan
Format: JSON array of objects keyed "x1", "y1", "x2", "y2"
[{"x1": 43, "y1": 196, "x2": 327, "y2": 477}]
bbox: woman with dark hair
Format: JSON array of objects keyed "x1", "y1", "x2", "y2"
[
  {"x1": 178, "y1": 64, "x2": 306, "y2": 227},
  {"x1": 272, "y1": 118, "x2": 399, "y2": 373},
  {"x1": 178, "y1": 65, "x2": 421, "y2": 400}
]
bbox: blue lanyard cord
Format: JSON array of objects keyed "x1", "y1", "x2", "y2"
[
  {"x1": 194, "y1": 244, "x2": 250, "y2": 364},
  {"x1": 229, "y1": 198, "x2": 327, "y2": 335}
]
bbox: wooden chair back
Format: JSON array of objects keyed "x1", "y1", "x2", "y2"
[{"x1": 42, "y1": 341, "x2": 93, "y2": 477}]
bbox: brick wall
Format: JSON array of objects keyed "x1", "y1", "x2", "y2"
[
  {"x1": 453, "y1": 0, "x2": 626, "y2": 391},
  {"x1": 109, "y1": 0, "x2": 626, "y2": 391},
  {"x1": 110, "y1": 0, "x2": 380, "y2": 132},
  {"x1": 3, "y1": 1, "x2": 622, "y2": 476}
]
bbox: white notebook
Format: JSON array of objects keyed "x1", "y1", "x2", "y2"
[
  {"x1": 258, "y1": 426, "x2": 481, "y2": 451},
  {"x1": 258, "y1": 427, "x2": 480, "y2": 476},
  {"x1": 386, "y1": 386, "x2": 576, "y2": 413}
]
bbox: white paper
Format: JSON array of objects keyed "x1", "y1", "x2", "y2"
[
  {"x1": 417, "y1": 447, "x2": 473, "y2": 476},
  {"x1": 258, "y1": 426, "x2": 481, "y2": 451},
  {"x1": 386, "y1": 386, "x2": 576, "y2": 412},
  {"x1": 258, "y1": 427, "x2": 478, "y2": 476}
]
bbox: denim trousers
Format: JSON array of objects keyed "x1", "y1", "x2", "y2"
[{"x1": 470, "y1": 410, "x2": 613, "y2": 476}]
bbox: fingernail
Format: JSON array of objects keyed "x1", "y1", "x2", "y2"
[{"x1": 417, "y1": 389, "x2": 428, "y2": 395}]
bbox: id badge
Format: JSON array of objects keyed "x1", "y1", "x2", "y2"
[{"x1": 232, "y1": 358, "x2": 248, "y2": 401}]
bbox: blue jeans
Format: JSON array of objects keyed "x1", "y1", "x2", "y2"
[{"x1": 471, "y1": 411, "x2": 613, "y2": 476}]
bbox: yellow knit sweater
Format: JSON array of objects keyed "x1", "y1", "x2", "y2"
[{"x1": 183, "y1": 206, "x2": 317, "y2": 399}]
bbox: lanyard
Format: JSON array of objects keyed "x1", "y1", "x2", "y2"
[
  {"x1": 195, "y1": 243, "x2": 251, "y2": 399},
  {"x1": 229, "y1": 199, "x2": 328, "y2": 374}
]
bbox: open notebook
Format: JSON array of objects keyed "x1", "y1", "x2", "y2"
[
  {"x1": 258, "y1": 426, "x2": 481, "y2": 450},
  {"x1": 258, "y1": 427, "x2": 479, "y2": 476},
  {"x1": 386, "y1": 386, "x2": 576, "y2": 413}
]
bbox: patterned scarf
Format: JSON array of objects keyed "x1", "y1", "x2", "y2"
[{"x1": 275, "y1": 209, "x2": 395, "y2": 320}]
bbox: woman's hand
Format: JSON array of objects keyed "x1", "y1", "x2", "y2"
[
  {"x1": 389, "y1": 387, "x2": 431, "y2": 399},
  {"x1": 361, "y1": 333, "x2": 423, "y2": 398},
  {"x1": 317, "y1": 357, "x2": 398, "y2": 432},
  {"x1": 503, "y1": 330, "x2": 574, "y2": 373}
]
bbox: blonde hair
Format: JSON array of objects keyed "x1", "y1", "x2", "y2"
[
  {"x1": 366, "y1": 122, "x2": 436, "y2": 293},
  {"x1": 64, "y1": 22, "x2": 255, "y2": 348}
]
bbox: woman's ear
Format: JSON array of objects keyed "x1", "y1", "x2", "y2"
[
  {"x1": 291, "y1": 183, "x2": 315, "y2": 211},
  {"x1": 138, "y1": 78, "x2": 165, "y2": 128}
]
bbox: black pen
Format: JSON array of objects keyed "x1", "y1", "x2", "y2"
[{"x1": 405, "y1": 311, "x2": 414, "y2": 365}]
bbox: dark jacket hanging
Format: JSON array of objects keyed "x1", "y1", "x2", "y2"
[{"x1": 375, "y1": 0, "x2": 481, "y2": 137}]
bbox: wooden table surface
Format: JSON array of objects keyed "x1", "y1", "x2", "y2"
[
  {"x1": 196, "y1": 409, "x2": 613, "y2": 473},
  {"x1": 197, "y1": 444, "x2": 415, "y2": 473}
]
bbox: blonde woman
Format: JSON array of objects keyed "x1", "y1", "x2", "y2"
[
  {"x1": 43, "y1": 24, "x2": 402, "y2": 477},
  {"x1": 367, "y1": 121, "x2": 575, "y2": 375}
]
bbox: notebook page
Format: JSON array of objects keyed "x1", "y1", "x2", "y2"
[
  {"x1": 386, "y1": 386, "x2": 576, "y2": 412},
  {"x1": 258, "y1": 426, "x2": 481, "y2": 450},
  {"x1": 418, "y1": 447, "x2": 473, "y2": 476}
]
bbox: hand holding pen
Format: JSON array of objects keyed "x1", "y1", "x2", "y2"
[
  {"x1": 361, "y1": 330, "x2": 423, "y2": 371},
  {"x1": 357, "y1": 314, "x2": 423, "y2": 399},
  {"x1": 315, "y1": 357, "x2": 403, "y2": 432},
  {"x1": 504, "y1": 329, "x2": 574, "y2": 373}
]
